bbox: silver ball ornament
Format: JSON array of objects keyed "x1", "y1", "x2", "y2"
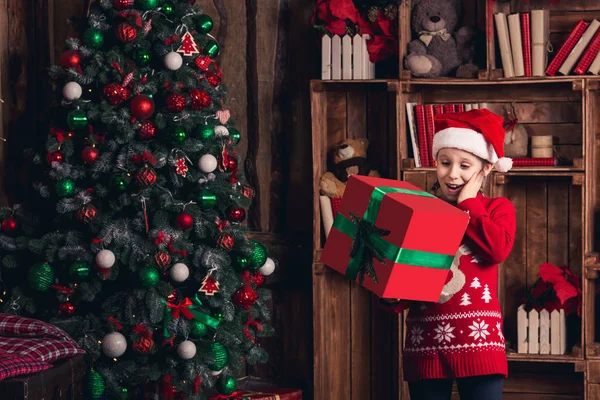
[
  {"x1": 198, "y1": 154, "x2": 218, "y2": 173},
  {"x1": 164, "y1": 51, "x2": 183, "y2": 70},
  {"x1": 96, "y1": 249, "x2": 116, "y2": 269},
  {"x1": 259, "y1": 257, "x2": 275, "y2": 276},
  {"x1": 62, "y1": 82, "x2": 82, "y2": 101},
  {"x1": 169, "y1": 263, "x2": 189, "y2": 282},
  {"x1": 214, "y1": 125, "x2": 229, "y2": 137},
  {"x1": 102, "y1": 332, "x2": 127, "y2": 357},
  {"x1": 177, "y1": 340, "x2": 197, "y2": 360}
]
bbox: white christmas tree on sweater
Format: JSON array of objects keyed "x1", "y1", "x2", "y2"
[
  {"x1": 460, "y1": 292, "x2": 472, "y2": 306},
  {"x1": 482, "y1": 284, "x2": 492, "y2": 303},
  {"x1": 471, "y1": 277, "x2": 481, "y2": 289}
]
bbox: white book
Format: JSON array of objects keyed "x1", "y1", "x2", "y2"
[
  {"x1": 495, "y1": 13, "x2": 515, "y2": 78},
  {"x1": 508, "y1": 13, "x2": 525, "y2": 76},
  {"x1": 588, "y1": 49, "x2": 600, "y2": 74},
  {"x1": 559, "y1": 19, "x2": 600, "y2": 75},
  {"x1": 531, "y1": 9, "x2": 550, "y2": 76},
  {"x1": 405, "y1": 103, "x2": 421, "y2": 168}
]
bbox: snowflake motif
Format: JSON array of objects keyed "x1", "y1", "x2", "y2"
[
  {"x1": 433, "y1": 323, "x2": 456, "y2": 343},
  {"x1": 496, "y1": 322, "x2": 504, "y2": 341},
  {"x1": 175, "y1": 157, "x2": 188, "y2": 177},
  {"x1": 410, "y1": 325, "x2": 424, "y2": 346},
  {"x1": 468, "y1": 320, "x2": 490, "y2": 341}
]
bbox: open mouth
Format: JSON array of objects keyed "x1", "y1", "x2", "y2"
[{"x1": 446, "y1": 183, "x2": 463, "y2": 194}]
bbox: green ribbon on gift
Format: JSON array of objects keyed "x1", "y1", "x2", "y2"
[
  {"x1": 163, "y1": 294, "x2": 220, "y2": 338},
  {"x1": 332, "y1": 186, "x2": 454, "y2": 284}
]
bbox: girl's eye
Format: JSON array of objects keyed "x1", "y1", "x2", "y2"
[
  {"x1": 441, "y1": 161, "x2": 450, "y2": 166},
  {"x1": 461, "y1": 164, "x2": 470, "y2": 169}
]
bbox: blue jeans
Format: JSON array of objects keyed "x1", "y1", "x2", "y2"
[{"x1": 408, "y1": 374, "x2": 503, "y2": 400}]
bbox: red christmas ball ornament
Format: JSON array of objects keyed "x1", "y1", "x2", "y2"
[
  {"x1": 155, "y1": 251, "x2": 171, "y2": 269},
  {"x1": 1, "y1": 217, "x2": 17, "y2": 234},
  {"x1": 226, "y1": 206, "x2": 246, "y2": 223},
  {"x1": 251, "y1": 271, "x2": 265, "y2": 287},
  {"x1": 81, "y1": 146, "x2": 99, "y2": 163},
  {"x1": 130, "y1": 95, "x2": 155, "y2": 120},
  {"x1": 60, "y1": 50, "x2": 81, "y2": 69},
  {"x1": 206, "y1": 71, "x2": 222, "y2": 87},
  {"x1": 232, "y1": 286, "x2": 258, "y2": 310},
  {"x1": 189, "y1": 89, "x2": 211, "y2": 110},
  {"x1": 113, "y1": 0, "x2": 134, "y2": 9},
  {"x1": 46, "y1": 151, "x2": 64, "y2": 164},
  {"x1": 104, "y1": 83, "x2": 131, "y2": 106},
  {"x1": 166, "y1": 93, "x2": 186, "y2": 113},
  {"x1": 136, "y1": 166, "x2": 157, "y2": 187},
  {"x1": 220, "y1": 156, "x2": 238, "y2": 172},
  {"x1": 76, "y1": 204, "x2": 97, "y2": 223},
  {"x1": 138, "y1": 121, "x2": 157, "y2": 140},
  {"x1": 117, "y1": 22, "x2": 137, "y2": 43},
  {"x1": 58, "y1": 302, "x2": 76, "y2": 317},
  {"x1": 176, "y1": 212, "x2": 194, "y2": 230},
  {"x1": 133, "y1": 337, "x2": 155, "y2": 354},
  {"x1": 216, "y1": 232, "x2": 234, "y2": 251}
]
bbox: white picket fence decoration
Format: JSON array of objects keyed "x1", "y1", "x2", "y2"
[
  {"x1": 321, "y1": 34, "x2": 375, "y2": 80},
  {"x1": 517, "y1": 305, "x2": 567, "y2": 355}
]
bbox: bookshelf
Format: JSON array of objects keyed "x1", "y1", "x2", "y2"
[{"x1": 311, "y1": 1, "x2": 600, "y2": 399}]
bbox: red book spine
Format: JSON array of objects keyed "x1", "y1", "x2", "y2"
[
  {"x1": 512, "y1": 157, "x2": 557, "y2": 166},
  {"x1": 415, "y1": 105, "x2": 430, "y2": 167},
  {"x1": 443, "y1": 104, "x2": 455, "y2": 113},
  {"x1": 574, "y1": 28, "x2": 600, "y2": 74},
  {"x1": 545, "y1": 20, "x2": 590, "y2": 76},
  {"x1": 455, "y1": 103, "x2": 465, "y2": 112},
  {"x1": 424, "y1": 105, "x2": 436, "y2": 167},
  {"x1": 521, "y1": 12, "x2": 532, "y2": 77},
  {"x1": 433, "y1": 105, "x2": 444, "y2": 115}
]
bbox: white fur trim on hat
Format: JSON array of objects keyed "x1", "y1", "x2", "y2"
[
  {"x1": 495, "y1": 157, "x2": 513, "y2": 172},
  {"x1": 432, "y1": 127, "x2": 499, "y2": 163}
]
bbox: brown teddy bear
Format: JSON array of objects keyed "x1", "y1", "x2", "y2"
[{"x1": 319, "y1": 138, "x2": 380, "y2": 199}]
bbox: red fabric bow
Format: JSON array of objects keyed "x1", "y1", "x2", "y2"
[
  {"x1": 192, "y1": 375, "x2": 203, "y2": 394},
  {"x1": 50, "y1": 127, "x2": 67, "y2": 143},
  {"x1": 164, "y1": 35, "x2": 180, "y2": 45},
  {"x1": 167, "y1": 298, "x2": 194, "y2": 320},
  {"x1": 118, "y1": 11, "x2": 143, "y2": 27},
  {"x1": 106, "y1": 316, "x2": 123, "y2": 330},
  {"x1": 168, "y1": 242, "x2": 187, "y2": 258},
  {"x1": 154, "y1": 231, "x2": 170, "y2": 246},
  {"x1": 131, "y1": 150, "x2": 157, "y2": 166},
  {"x1": 91, "y1": 238, "x2": 104, "y2": 244},
  {"x1": 132, "y1": 324, "x2": 152, "y2": 339},
  {"x1": 51, "y1": 285, "x2": 75, "y2": 295}
]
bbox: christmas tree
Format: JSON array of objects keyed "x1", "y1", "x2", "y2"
[{"x1": 0, "y1": 0, "x2": 275, "y2": 398}]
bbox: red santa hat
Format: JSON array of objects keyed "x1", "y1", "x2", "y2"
[{"x1": 432, "y1": 108, "x2": 513, "y2": 172}]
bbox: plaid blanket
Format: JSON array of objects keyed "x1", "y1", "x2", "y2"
[{"x1": 0, "y1": 313, "x2": 84, "y2": 380}]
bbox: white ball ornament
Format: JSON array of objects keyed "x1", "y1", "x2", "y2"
[
  {"x1": 210, "y1": 369, "x2": 223, "y2": 376},
  {"x1": 62, "y1": 82, "x2": 82, "y2": 101},
  {"x1": 169, "y1": 263, "x2": 189, "y2": 282},
  {"x1": 102, "y1": 332, "x2": 127, "y2": 358},
  {"x1": 164, "y1": 51, "x2": 183, "y2": 70},
  {"x1": 259, "y1": 257, "x2": 275, "y2": 276},
  {"x1": 214, "y1": 125, "x2": 229, "y2": 137},
  {"x1": 177, "y1": 340, "x2": 197, "y2": 360},
  {"x1": 96, "y1": 249, "x2": 116, "y2": 269},
  {"x1": 198, "y1": 154, "x2": 218, "y2": 173}
]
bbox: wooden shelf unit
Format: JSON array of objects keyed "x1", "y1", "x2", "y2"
[{"x1": 311, "y1": 1, "x2": 600, "y2": 399}]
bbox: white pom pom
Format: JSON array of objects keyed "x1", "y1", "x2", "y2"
[
  {"x1": 214, "y1": 125, "x2": 229, "y2": 137},
  {"x1": 177, "y1": 340, "x2": 197, "y2": 360},
  {"x1": 164, "y1": 51, "x2": 183, "y2": 70},
  {"x1": 96, "y1": 249, "x2": 115, "y2": 269},
  {"x1": 102, "y1": 332, "x2": 127, "y2": 358},
  {"x1": 198, "y1": 154, "x2": 218, "y2": 173},
  {"x1": 495, "y1": 157, "x2": 513, "y2": 172},
  {"x1": 259, "y1": 257, "x2": 275, "y2": 276},
  {"x1": 169, "y1": 263, "x2": 189, "y2": 282},
  {"x1": 62, "y1": 82, "x2": 82, "y2": 101}
]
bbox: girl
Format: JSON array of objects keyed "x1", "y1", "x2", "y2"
[{"x1": 382, "y1": 108, "x2": 517, "y2": 400}]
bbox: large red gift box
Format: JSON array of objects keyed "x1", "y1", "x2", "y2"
[
  {"x1": 239, "y1": 387, "x2": 302, "y2": 399},
  {"x1": 320, "y1": 175, "x2": 469, "y2": 301}
]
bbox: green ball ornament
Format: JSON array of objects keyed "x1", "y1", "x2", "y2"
[
  {"x1": 162, "y1": 2, "x2": 174, "y2": 16},
  {"x1": 139, "y1": 266, "x2": 159, "y2": 288},
  {"x1": 84, "y1": 28, "x2": 104, "y2": 49},
  {"x1": 203, "y1": 40, "x2": 220, "y2": 58},
  {"x1": 229, "y1": 128, "x2": 241, "y2": 145},
  {"x1": 169, "y1": 127, "x2": 187, "y2": 145},
  {"x1": 208, "y1": 342, "x2": 229, "y2": 371},
  {"x1": 233, "y1": 255, "x2": 250, "y2": 271},
  {"x1": 67, "y1": 109, "x2": 88, "y2": 130},
  {"x1": 190, "y1": 320, "x2": 208, "y2": 338},
  {"x1": 133, "y1": 48, "x2": 152, "y2": 66},
  {"x1": 248, "y1": 241, "x2": 268, "y2": 270},
  {"x1": 56, "y1": 178, "x2": 76, "y2": 197},
  {"x1": 195, "y1": 14, "x2": 213, "y2": 34},
  {"x1": 135, "y1": 0, "x2": 159, "y2": 10},
  {"x1": 217, "y1": 376, "x2": 237, "y2": 395},
  {"x1": 28, "y1": 262, "x2": 54, "y2": 292},
  {"x1": 195, "y1": 125, "x2": 215, "y2": 141},
  {"x1": 109, "y1": 175, "x2": 128, "y2": 192},
  {"x1": 69, "y1": 261, "x2": 91, "y2": 280},
  {"x1": 198, "y1": 188, "x2": 217, "y2": 209},
  {"x1": 87, "y1": 370, "x2": 106, "y2": 399}
]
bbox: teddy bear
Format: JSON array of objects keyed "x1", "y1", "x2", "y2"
[
  {"x1": 405, "y1": 0, "x2": 480, "y2": 78},
  {"x1": 319, "y1": 138, "x2": 380, "y2": 199}
]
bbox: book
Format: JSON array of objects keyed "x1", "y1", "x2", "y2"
[
  {"x1": 405, "y1": 103, "x2": 421, "y2": 168},
  {"x1": 414, "y1": 105, "x2": 430, "y2": 167},
  {"x1": 508, "y1": 13, "x2": 525, "y2": 76},
  {"x1": 512, "y1": 157, "x2": 557, "y2": 167},
  {"x1": 495, "y1": 13, "x2": 515, "y2": 77},
  {"x1": 574, "y1": 28, "x2": 600, "y2": 74},
  {"x1": 546, "y1": 20, "x2": 590, "y2": 76},
  {"x1": 531, "y1": 9, "x2": 550, "y2": 76},
  {"x1": 558, "y1": 19, "x2": 600, "y2": 75},
  {"x1": 424, "y1": 105, "x2": 436, "y2": 167},
  {"x1": 521, "y1": 12, "x2": 532, "y2": 76}
]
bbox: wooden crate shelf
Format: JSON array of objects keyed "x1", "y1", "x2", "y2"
[{"x1": 506, "y1": 352, "x2": 585, "y2": 364}]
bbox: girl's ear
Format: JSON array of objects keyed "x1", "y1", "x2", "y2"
[{"x1": 483, "y1": 162, "x2": 493, "y2": 177}]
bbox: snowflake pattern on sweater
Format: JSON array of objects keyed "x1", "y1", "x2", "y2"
[{"x1": 395, "y1": 194, "x2": 516, "y2": 382}]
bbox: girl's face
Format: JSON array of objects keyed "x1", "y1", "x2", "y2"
[{"x1": 435, "y1": 148, "x2": 493, "y2": 203}]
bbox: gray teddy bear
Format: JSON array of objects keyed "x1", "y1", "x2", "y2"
[{"x1": 405, "y1": 0, "x2": 479, "y2": 78}]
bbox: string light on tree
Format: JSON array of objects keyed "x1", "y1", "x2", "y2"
[
  {"x1": 84, "y1": 28, "x2": 104, "y2": 48},
  {"x1": 63, "y1": 82, "x2": 82, "y2": 101},
  {"x1": 102, "y1": 332, "x2": 127, "y2": 357},
  {"x1": 46, "y1": 151, "x2": 64, "y2": 164},
  {"x1": 164, "y1": 51, "x2": 183, "y2": 70}
]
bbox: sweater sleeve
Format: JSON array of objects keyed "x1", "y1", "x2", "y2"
[
  {"x1": 456, "y1": 196, "x2": 516, "y2": 265},
  {"x1": 377, "y1": 298, "x2": 412, "y2": 314}
]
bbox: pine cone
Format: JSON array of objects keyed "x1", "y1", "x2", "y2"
[
  {"x1": 368, "y1": 7, "x2": 379, "y2": 22},
  {"x1": 384, "y1": 4, "x2": 397, "y2": 20}
]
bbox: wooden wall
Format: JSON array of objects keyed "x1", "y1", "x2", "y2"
[{"x1": 0, "y1": 0, "x2": 317, "y2": 397}]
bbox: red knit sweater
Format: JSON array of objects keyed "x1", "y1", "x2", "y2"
[{"x1": 383, "y1": 193, "x2": 516, "y2": 382}]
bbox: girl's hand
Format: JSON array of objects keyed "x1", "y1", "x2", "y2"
[{"x1": 458, "y1": 170, "x2": 484, "y2": 204}]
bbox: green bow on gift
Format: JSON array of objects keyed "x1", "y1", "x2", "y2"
[{"x1": 347, "y1": 211, "x2": 391, "y2": 284}]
